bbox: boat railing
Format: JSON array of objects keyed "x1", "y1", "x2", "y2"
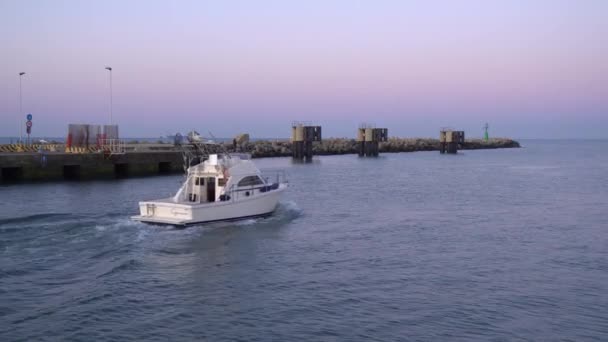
[
  {"x1": 102, "y1": 139, "x2": 126, "y2": 155},
  {"x1": 260, "y1": 169, "x2": 288, "y2": 186}
]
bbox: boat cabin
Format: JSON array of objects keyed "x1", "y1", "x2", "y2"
[{"x1": 173, "y1": 154, "x2": 276, "y2": 204}]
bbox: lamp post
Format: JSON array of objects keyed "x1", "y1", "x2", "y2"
[
  {"x1": 105, "y1": 66, "x2": 113, "y2": 125},
  {"x1": 19, "y1": 72, "x2": 26, "y2": 144}
]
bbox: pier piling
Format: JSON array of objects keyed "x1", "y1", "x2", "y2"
[
  {"x1": 357, "y1": 125, "x2": 388, "y2": 157},
  {"x1": 439, "y1": 130, "x2": 465, "y2": 154},
  {"x1": 291, "y1": 123, "x2": 321, "y2": 161}
]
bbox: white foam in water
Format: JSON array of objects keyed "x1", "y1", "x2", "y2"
[
  {"x1": 95, "y1": 217, "x2": 144, "y2": 232},
  {"x1": 280, "y1": 200, "x2": 302, "y2": 215},
  {"x1": 236, "y1": 219, "x2": 258, "y2": 226},
  {"x1": 108, "y1": 200, "x2": 304, "y2": 238},
  {"x1": 136, "y1": 228, "x2": 150, "y2": 242},
  {"x1": 266, "y1": 201, "x2": 302, "y2": 223}
]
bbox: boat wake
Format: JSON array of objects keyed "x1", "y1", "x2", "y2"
[
  {"x1": 272, "y1": 200, "x2": 303, "y2": 220},
  {"x1": 0, "y1": 213, "x2": 73, "y2": 227},
  {"x1": 94, "y1": 217, "x2": 147, "y2": 232},
  {"x1": 79, "y1": 201, "x2": 303, "y2": 252}
]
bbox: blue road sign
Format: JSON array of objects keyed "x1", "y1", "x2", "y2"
[{"x1": 26, "y1": 114, "x2": 32, "y2": 121}]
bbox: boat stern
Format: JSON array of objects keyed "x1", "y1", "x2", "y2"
[{"x1": 131, "y1": 200, "x2": 193, "y2": 226}]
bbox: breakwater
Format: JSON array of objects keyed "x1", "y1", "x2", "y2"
[
  {"x1": 240, "y1": 137, "x2": 520, "y2": 158},
  {"x1": 0, "y1": 138, "x2": 519, "y2": 182}
]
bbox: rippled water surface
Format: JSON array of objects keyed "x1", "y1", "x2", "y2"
[{"x1": 1, "y1": 140, "x2": 608, "y2": 341}]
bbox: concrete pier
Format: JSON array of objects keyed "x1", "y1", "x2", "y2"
[
  {"x1": 0, "y1": 150, "x2": 183, "y2": 183},
  {"x1": 357, "y1": 126, "x2": 388, "y2": 157},
  {"x1": 1, "y1": 137, "x2": 520, "y2": 183},
  {"x1": 439, "y1": 130, "x2": 465, "y2": 154},
  {"x1": 291, "y1": 123, "x2": 322, "y2": 162}
]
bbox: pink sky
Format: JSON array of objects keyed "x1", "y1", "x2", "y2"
[{"x1": 1, "y1": 0, "x2": 607, "y2": 138}]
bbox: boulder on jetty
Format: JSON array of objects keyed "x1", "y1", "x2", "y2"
[{"x1": 216, "y1": 138, "x2": 520, "y2": 158}]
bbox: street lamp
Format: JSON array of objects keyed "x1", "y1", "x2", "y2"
[
  {"x1": 19, "y1": 72, "x2": 26, "y2": 144},
  {"x1": 105, "y1": 66, "x2": 113, "y2": 125}
]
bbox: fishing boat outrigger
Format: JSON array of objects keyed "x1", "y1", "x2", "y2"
[{"x1": 132, "y1": 153, "x2": 288, "y2": 226}]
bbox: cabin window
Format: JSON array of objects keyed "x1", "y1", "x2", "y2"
[
  {"x1": 218, "y1": 178, "x2": 226, "y2": 186},
  {"x1": 188, "y1": 193, "x2": 197, "y2": 202},
  {"x1": 195, "y1": 177, "x2": 204, "y2": 186},
  {"x1": 238, "y1": 176, "x2": 264, "y2": 187}
]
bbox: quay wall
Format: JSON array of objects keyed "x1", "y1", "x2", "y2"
[
  {"x1": 0, "y1": 151, "x2": 183, "y2": 182},
  {"x1": 0, "y1": 138, "x2": 519, "y2": 182}
]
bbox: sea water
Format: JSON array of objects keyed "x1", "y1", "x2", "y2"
[{"x1": 1, "y1": 140, "x2": 607, "y2": 341}]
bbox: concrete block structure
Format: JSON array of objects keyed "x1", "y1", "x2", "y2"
[
  {"x1": 357, "y1": 125, "x2": 388, "y2": 157},
  {"x1": 0, "y1": 151, "x2": 183, "y2": 183},
  {"x1": 66, "y1": 124, "x2": 119, "y2": 148},
  {"x1": 439, "y1": 129, "x2": 465, "y2": 154},
  {"x1": 291, "y1": 122, "x2": 321, "y2": 162}
]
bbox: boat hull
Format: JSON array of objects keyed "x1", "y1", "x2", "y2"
[
  {"x1": 131, "y1": 185, "x2": 286, "y2": 226},
  {"x1": 132, "y1": 212, "x2": 274, "y2": 227}
]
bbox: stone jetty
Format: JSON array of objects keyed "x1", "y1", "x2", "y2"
[{"x1": 236, "y1": 137, "x2": 520, "y2": 158}]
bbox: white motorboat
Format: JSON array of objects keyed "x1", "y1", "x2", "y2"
[{"x1": 132, "y1": 153, "x2": 288, "y2": 226}]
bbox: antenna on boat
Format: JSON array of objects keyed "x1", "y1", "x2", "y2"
[
  {"x1": 174, "y1": 130, "x2": 213, "y2": 174},
  {"x1": 207, "y1": 131, "x2": 232, "y2": 159}
]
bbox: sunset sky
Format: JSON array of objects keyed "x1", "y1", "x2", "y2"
[{"x1": 1, "y1": 0, "x2": 607, "y2": 139}]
